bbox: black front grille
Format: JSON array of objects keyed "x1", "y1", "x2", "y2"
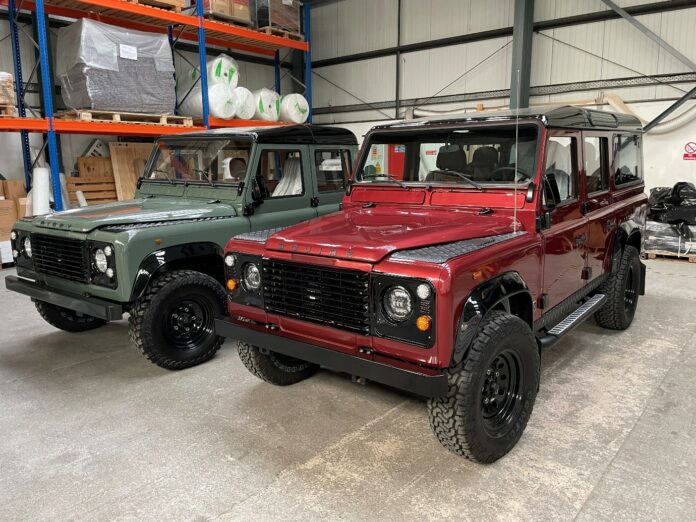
[
  {"x1": 263, "y1": 259, "x2": 370, "y2": 335},
  {"x1": 31, "y1": 234, "x2": 89, "y2": 283}
]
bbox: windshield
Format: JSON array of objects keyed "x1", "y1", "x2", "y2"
[
  {"x1": 355, "y1": 124, "x2": 538, "y2": 187},
  {"x1": 146, "y1": 139, "x2": 251, "y2": 185}
]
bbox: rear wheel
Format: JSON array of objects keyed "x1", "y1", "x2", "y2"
[
  {"x1": 34, "y1": 301, "x2": 106, "y2": 332},
  {"x1": 129, "y1": 270, "x2": 226, "y2": 370},
  {"x1": 595, "y1": 245, "x2": 641, "y2": 330},
  {"x1": 238, "y1": 342, "x2": 317, "y2": 385},
  {"x1": 428, "y1": 310, "x2": 539, "y2": 463}
]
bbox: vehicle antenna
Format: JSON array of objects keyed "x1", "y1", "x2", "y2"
[{"x1": 513, "y1": 68, "x2": 520, "y2": 234}]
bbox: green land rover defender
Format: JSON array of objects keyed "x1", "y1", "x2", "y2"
[{"x1": 5, "y1": 125, "x2": 357, "y2": 370}]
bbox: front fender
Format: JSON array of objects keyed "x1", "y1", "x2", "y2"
[
  {"x1": 129, "y1": 242, "x2": 223, "y2": 301},
  {"x1": 451, "y1": 272, "x2": 533, "y2": 366}
]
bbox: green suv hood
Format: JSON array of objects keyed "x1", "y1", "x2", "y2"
[{"x1": 30, "y1": 198, "x2": 238, "y2": 233}]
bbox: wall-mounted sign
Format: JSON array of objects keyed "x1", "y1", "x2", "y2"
[{"x1": 683, "y1": 142, "x2": 696, "y2": 161}]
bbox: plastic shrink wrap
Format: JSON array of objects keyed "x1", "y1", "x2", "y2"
[
  {"x1": 233, "y1": 87, "x2": 256, "y2": 120},
  {"x1": 57, "y1": 19, "x2": 176, "y2": 114},
  {"x1": 279, "y1": 93, "x2": 309, "y2": 123},
  {"x1": 252, "y1": 88, "x2": 280, "y2": 122}
]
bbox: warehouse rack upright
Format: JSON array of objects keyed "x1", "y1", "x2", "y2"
[{"x1": 0, "y1": 0, "x2": 312, "y2": 210}]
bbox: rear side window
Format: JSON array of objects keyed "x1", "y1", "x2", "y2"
[
  {"x1": 613, "y1": 134, "x2": 642, "y2": 186},
  {"x1": 584, "y1": 136, "x2": 608, "y2": 194},
  {"x1": 314, "y1": 150, "x2": 351, "y2": 192}
]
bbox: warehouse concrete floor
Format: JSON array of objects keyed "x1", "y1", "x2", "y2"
[{"x1": 1, "y1": 259, "x2": 695, "y2": 521}]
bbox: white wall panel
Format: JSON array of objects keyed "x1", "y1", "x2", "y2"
[
  {"x1": 656, "y1": 8, "x2": 696, "y2": 75},
  {"x1": 310, "y1": 0, "x2": 398, "y2": 61},
  {"x1": 313, "y1": 55, "x2": 396, "y2": 108}
]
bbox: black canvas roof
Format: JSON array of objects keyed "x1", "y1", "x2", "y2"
[
  {"x1": 169, "y1": 124, "x2": 357, "y2": 145},
  {"x1": 373, "y1": 105, "x2": 643, "y2": 132}
]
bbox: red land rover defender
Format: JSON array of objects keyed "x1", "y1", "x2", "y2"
[{"x1": 215, "y1": 106, "x2": 648, "y2": 463}]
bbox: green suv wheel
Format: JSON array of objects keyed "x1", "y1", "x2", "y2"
[
  {"x1": 34, "y1": 301, "x2": 107, "y2": 332},
  {"x1": 129, "y1": 270, "x2": 227, "y2": 370}
]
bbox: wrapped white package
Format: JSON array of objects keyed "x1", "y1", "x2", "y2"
[
  {"x1": 179, "y1": 83, "x2": 238, "y2": 119},
  {"x1": 32, "y1": 167, "x2": 51, "y2": 215},
  {"x1": 252, "y1": 88, "x2": 280, "y2": 122},
  {"x1": 279, "y1": 93, "x2": 310, "y2": 123},
  {"x1": 76, "y1": 191, "x2": 88, "y2": 207},
  {"x1": 233, "y1": 86, "x2": 256, "y2": 120},
  {"x1": 178, "y1": 54, "x2": 239, "y2": 94}
]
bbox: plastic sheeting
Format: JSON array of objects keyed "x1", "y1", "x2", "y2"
[
  {"x1": 648, "y1": 182, "x2": 696, "y2": 226},
  {"x1": 233, "y1": 87, "x2": 256, "y2": 120},
  {"x1": 252, "y1": 88, "x2": 280, "y2": 122},
  {"x1": 645, "y1": 220, "x2": 696, "y2": 256},
  {"x1": 279, "y1": 93, "x2": 309, "y2": 123},
  {"x1": 57, "y1": 19, "x2": 175, "y2": 113},
  {"x1": 178, "y1": 54, "x2": 239, "y2": 94},
  {"x1": 177, "y1": 54, "x2": 241, "y2": 120},
  {"x1": 179, "y1": 83, "x2": 238, "y2": 119}
]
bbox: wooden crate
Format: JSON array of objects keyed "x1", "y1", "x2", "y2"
[
  {"x1": 109, "y1": 142, "x2": 154, "y2": 201},
  {"x1": 67, "y1": 177, "x2": 118, "y2": 205},
  {"x1": 78, "y1": 156, "x2": 114, "y2": 179},
  {"x1": 55, "y1": 109, "x2": 193, "y2": 127},
  {"x1": 646, "y1": 250, "x2": 696, "y2": 263},
  {"x1": 0, "y1": 104, "x2": 14, "y2": 117}
]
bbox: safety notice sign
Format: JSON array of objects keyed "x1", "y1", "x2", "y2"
[{"x1": 684, "y1": 142, "x2": 696, "y2": 160}]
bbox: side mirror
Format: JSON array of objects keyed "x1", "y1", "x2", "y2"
[
  {"x1": 250, "y1": 176, "x2": 264, "y2": 204},
  {"x1": 543, "y1": 173, "x2": 561, "y2": 212}
]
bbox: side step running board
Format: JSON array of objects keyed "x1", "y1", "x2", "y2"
[{"x1": 538, "y1": 294, "x2": 607, "y2": 349}]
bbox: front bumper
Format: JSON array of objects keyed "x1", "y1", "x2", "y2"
[
  {"x1": 215, "y1": 317, "x2": 448, "y2": 398},
  {"x1": 5, "y1": 275, "x2": 123, "y2": 321}
]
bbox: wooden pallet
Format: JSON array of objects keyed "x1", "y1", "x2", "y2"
[
  {"x1": 646, "y1": 250, "x2": 696, "y2": 263},
  {"x1": 257, "y1": 26, "x2": 303, "y2": 41},
  {"x1": 0, "y1": 104, "x2": 15, "y2": 117},
  {"x1": 126, "y1": 0, "x2": 184, "y2": 12},
  {"x1": 67, "y1": 176, "x2": 118, "y2": 205},
  {"x1": 55, "y1": 109, "x2": 193, "y2": 127}
]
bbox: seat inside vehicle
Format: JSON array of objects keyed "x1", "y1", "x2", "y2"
[
  {"x1": 471, "y1": 146, "x2": 499, "y2": 180},
  {"x1": 271, "y1": 157, "x2": 303, "y2": 197},
  {"x1": 545, "y1": 140, "x2": 572, "y2": 200},
  {"x1": 425, "y1": 144, "x2": 467, "y2": 182}
]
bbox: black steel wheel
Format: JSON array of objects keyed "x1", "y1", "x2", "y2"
[
  {"x1": 595, "y1": 245, "x2": 642, "y2": 330},
  {"x1": 238, "y1": 342, "x2": 318, "y2": 385},
  {"x1": 428, "y1": 310, "x2": 539, "y2": 463},
  {"x1": 129, "y1": 270, "x2": 227, "y2": 370}
]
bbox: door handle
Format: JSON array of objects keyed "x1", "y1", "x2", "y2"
[
  {"x1": 575, "y1": 234, "x2": 588, "y2": 245},
  {"x1": 310, "y1": 197, "x2": 319, "y2": 207}
]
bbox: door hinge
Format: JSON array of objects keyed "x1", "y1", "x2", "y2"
[
  {"x1": 310, "y1": 197, "x2": 319, "y2": 207},
  {"x1": 539, "y1": 294, "x2": 549, "y2": 310},
  {"x1": 582, "y1": 267, "x2": 592, "y2": 280}
]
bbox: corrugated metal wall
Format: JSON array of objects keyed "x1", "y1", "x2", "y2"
[{"x1": 311, "y1": 0, "x2": 696, "y2": 124}]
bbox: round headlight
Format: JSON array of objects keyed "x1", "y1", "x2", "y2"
[
  {"x1": 224, "y1": 254, "x2": 236, "y2": 267},
  {"x1": 10, "y1": 231, "x2": 17, "y2": 241},
  {"x1": 242, "y1": 263, "x2": 261, "y2": 291},
  {"x1": 104, "y1": 245, "x2": 113, "y2": 257},
  {"x1": 416, "y1": 283, "x2": 431, "y2": 300},
  {"x1": 94, "y1": 249, "x2": 108, "y2": 273},
  {"x1": 383, "y1": 286, "x2": 413, "y2": 322},
  {"x1": 106, "y1": 268, "x2": 114, "y2": 278},
  {"x1": 22, "y1": 237, "x2": 32, "y2": 258}
]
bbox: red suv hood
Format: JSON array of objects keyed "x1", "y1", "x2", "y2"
[{"x1": 266, "y1": 206, "x2": 521, "y2": 263}]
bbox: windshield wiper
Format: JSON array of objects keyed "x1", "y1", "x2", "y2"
[
  {"x1": 148, "y1": 169, "x2": 175, "y2": 185},
  {"x1": 193, "y1": 168, "x2": 214, "y2": 187},
  {"x1": 359, "y1": 173, "x2": 406, "y2": 188},
  {"x1": 428, "y1": 170, "x2": 484, "y2": 190}
]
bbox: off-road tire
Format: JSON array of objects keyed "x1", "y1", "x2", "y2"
[
  {"x1": 238, "y1": 342, "x2": 318, "y2": 385},
  {"x1": 34, "y1": 300, "x2": 107, "y2": 332},
  {"x1": 129, "y1": 270, "x2": 226, "y2": 370},
  {"x1": 595, "y1": 245, "x2": 641, "y2": 330},
  {"x1": 427, "y1": 310, "x2": 540, "y2": 463}
]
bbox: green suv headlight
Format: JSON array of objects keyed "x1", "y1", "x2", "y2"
[
  {"x1": 22, "y1": 237, "x2": 32, "y2": 258},
  {"x1": 94, "y1": 249, "x2": 108, "y2": 272},
  {"x1": 90, "y1": 242, "x2": 117, "y2": 288}
]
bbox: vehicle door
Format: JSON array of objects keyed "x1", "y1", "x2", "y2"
[
  {"x1": 244, "y1": 144, "x2": 318, "y2": 231},
  {"x1": 541, "y1": 131, "x2": 589, "y2": 309},
  {"x1": 311, "y1": 146, "x2": 353, "y2": 216},
  {"x1": 580, "y1": 132, "x2": 612, "y2": 283}
]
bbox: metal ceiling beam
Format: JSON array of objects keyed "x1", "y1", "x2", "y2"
[
  {"x1": 644, "y1": 84, "x2": 696, "y2": 132},
  {"x1": 601, "y1": 0, "x2": 696, "y2": 72},
  {"x1": 510, "y1": 0, "x2": 534, "y2": 109}
]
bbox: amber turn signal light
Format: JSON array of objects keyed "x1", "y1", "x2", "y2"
[
  {"x1": 416, "y1": 315, "x2": 431, "y2": 332},
  {"x1": 226, "y1": 279, "x2": 238, "y2": 291}
]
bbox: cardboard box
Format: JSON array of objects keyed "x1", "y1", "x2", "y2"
[
  {"x1": 1, "y1": 180, "x2": 27, "y2": 201},
  {"x1": 16, "y1": 197, "x2": 28, "y2": 219},
  {"x1": 253, "y1": 0, "x2": 300, "y2": 33},
  {"x1": 0, "y1": 240, "x2": 13, "y2": 265},
  {"x1": 203, "y1": 0, "x2": 232, "y2": 16},
  {"x1": 0, "y1": 199, "x2": 18, "y2": 241},
  {"x1": 232, "y1": 0, "x2": 251, "y2": 22}
]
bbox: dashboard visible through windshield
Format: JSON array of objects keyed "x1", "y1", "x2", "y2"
[
  {"x1": 147, "y1": 139, "x2": 251, "y2": 185},
  {"x1": 356, "y1": 124, "x2": 539, "y2": 187}
]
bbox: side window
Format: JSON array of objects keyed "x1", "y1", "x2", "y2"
[
  {"x1": 545, "y1": 136, "x2": 577, "y2": 203},
  {"x1": 256, "y1": 150, "x2": 304, "y2": 198},
  {"x1": 613, "y1": 134, "x2": 642, "y2": 186},
  {"x1": 314, "y1": 149, "x2": 351, "y2": 192},
  {"x1": 584, "y1": 136, "x2": 608, "y2": 194}
]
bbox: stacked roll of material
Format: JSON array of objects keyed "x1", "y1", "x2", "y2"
[
  {"x1": 177, "y1": 54, "x2": 240, "y2": 120},
  {"x1": 233, "y1": 87, "x2": 256, "y2": 120},
  {"x1": 32, "y1": 167, "x2": 51, "y2": 216},
  {"x1": 279, "y1": 93, "x2": 310, "y2": 123},
  {"x1": 0, "y1": 72, "x2": 15, "y2": 105},
  {"x1": 252, "y1": 88, "x2": 280, "y2": 122}
]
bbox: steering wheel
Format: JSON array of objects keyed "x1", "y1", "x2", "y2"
[{"x1": 488, "y1": 166, "x2": 531, "y2": 182}]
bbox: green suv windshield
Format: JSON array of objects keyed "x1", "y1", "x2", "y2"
[
  {"x1": 147, "y1": 138, "x2": 252, "y2": 185},
  {"x1": 355, "y1": 124, "x2": 538, "y2": 187}
]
